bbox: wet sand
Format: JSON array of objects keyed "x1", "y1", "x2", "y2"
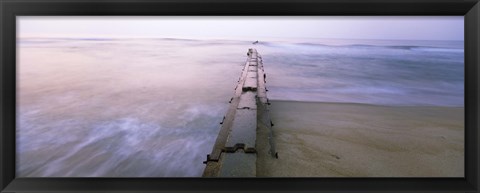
[{"x1": 257, "y1": 100, "x2": 464, "y2": 177}]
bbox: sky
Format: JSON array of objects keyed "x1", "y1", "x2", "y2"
[{"x1": 18, "y1": 16, "x2": 464, "y2": 41}]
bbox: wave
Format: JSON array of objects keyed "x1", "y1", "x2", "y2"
[
  {"x1": 409, "y1": 47, "x2": 464, "y2": 53},
  {"x1": 17, "y1": 114, "x2": 219, "y2": 177},
  {"x1": 21, "y1": 37, "x2": 463, "y2": 53},
  {"x1": 260, "y1": 41, "x2": 463, "y2": 53}
]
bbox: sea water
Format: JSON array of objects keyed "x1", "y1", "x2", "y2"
[
  {"x1": 17, "y1": 37, "x2": 464, "y2": 177},
  {"x1": 259, "y1": 38, "x2": 464, "y2": 106}
]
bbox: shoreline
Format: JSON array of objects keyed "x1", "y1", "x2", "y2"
[
  {"x1": 257, "y1": 100, "x2": 464, "y2": 177},
  {"x1": 267, "y1": 99, "x2": 465, "y2": 108}
]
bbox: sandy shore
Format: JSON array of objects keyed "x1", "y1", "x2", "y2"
[{"x1": 256, "y1": 100, "x2": 464, "y2": 177}]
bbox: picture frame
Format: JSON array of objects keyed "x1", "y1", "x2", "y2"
[{"x1": 1, "y1": 0, "x2": 479, "y2": 192}]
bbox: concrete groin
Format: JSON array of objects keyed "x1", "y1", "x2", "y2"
[{"x1": 203, "y1": 48, "x2": 276, "y2": 177}]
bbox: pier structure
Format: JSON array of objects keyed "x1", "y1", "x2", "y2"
[{"x1": 203, "y1": 48, "x2": 276, "y2": 177}]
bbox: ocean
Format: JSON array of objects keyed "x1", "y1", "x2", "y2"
[{"x1": 17, "y1": 37, "x2": 464, "y2": 177}]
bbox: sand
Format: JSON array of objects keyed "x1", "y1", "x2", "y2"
[{"x1": 256, "y1": 100, "x2": 464, "y2": 177}]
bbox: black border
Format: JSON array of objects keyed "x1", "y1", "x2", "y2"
[{"x1": 1, "y1": 0, "x2": 479, "y2": 192}]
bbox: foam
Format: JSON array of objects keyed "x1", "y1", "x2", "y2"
[{"x1": 411, "y1": 47, "x2": 464, "y2": 53}]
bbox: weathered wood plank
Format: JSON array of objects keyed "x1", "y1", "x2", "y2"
[
  {"x1": 225, "y1": 109, "x2": 257, "y2": 150},
  {"x1": 203, "y1": 48, "x2": 274, "y2": 177}
]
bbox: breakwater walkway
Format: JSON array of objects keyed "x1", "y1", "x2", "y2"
[{"x1": 203, "y1": 48, "x2": 277, "y2": 177}]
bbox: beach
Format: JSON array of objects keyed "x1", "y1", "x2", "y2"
[
  {"x1": 257, "y1": 100, "x2": 464, "y2": 177},
  {"x1": 17, "y1": 37, "x2": 464, "y2": 177}
]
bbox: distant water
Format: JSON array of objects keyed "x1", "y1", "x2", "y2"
[
  {"x1": 17, "y1": 37, "x2": 464, "y2": 177},
  {"x1": 257, "y1": 38, "x2": 464, "y2": 106}
]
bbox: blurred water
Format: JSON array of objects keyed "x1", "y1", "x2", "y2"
[
  {"x1": 17, "y1": 38, "x2": 249, "y2": 177},
  {"x1": 17, "y1": 37, "x2": 464, "y2": 177},
  {"x1": 257, "y1": 38, "x2": 464, "y2": 106}
]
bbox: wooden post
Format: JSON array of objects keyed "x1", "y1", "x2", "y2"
[{"x1": 203, "y1": 48, "x2": 277, "y2": 177}]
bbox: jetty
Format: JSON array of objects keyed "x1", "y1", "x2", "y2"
[{"x1": 203, "y1": 48, "x2": 277, "y2": 177}]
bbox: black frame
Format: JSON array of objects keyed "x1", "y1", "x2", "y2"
[{"x1": 1, "y1": 0, "x2": 479, "y2": 192}]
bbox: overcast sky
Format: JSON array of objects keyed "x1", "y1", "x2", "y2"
[{"x1": 18, "y1": 16, "x2": 464, "y2": 41}]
